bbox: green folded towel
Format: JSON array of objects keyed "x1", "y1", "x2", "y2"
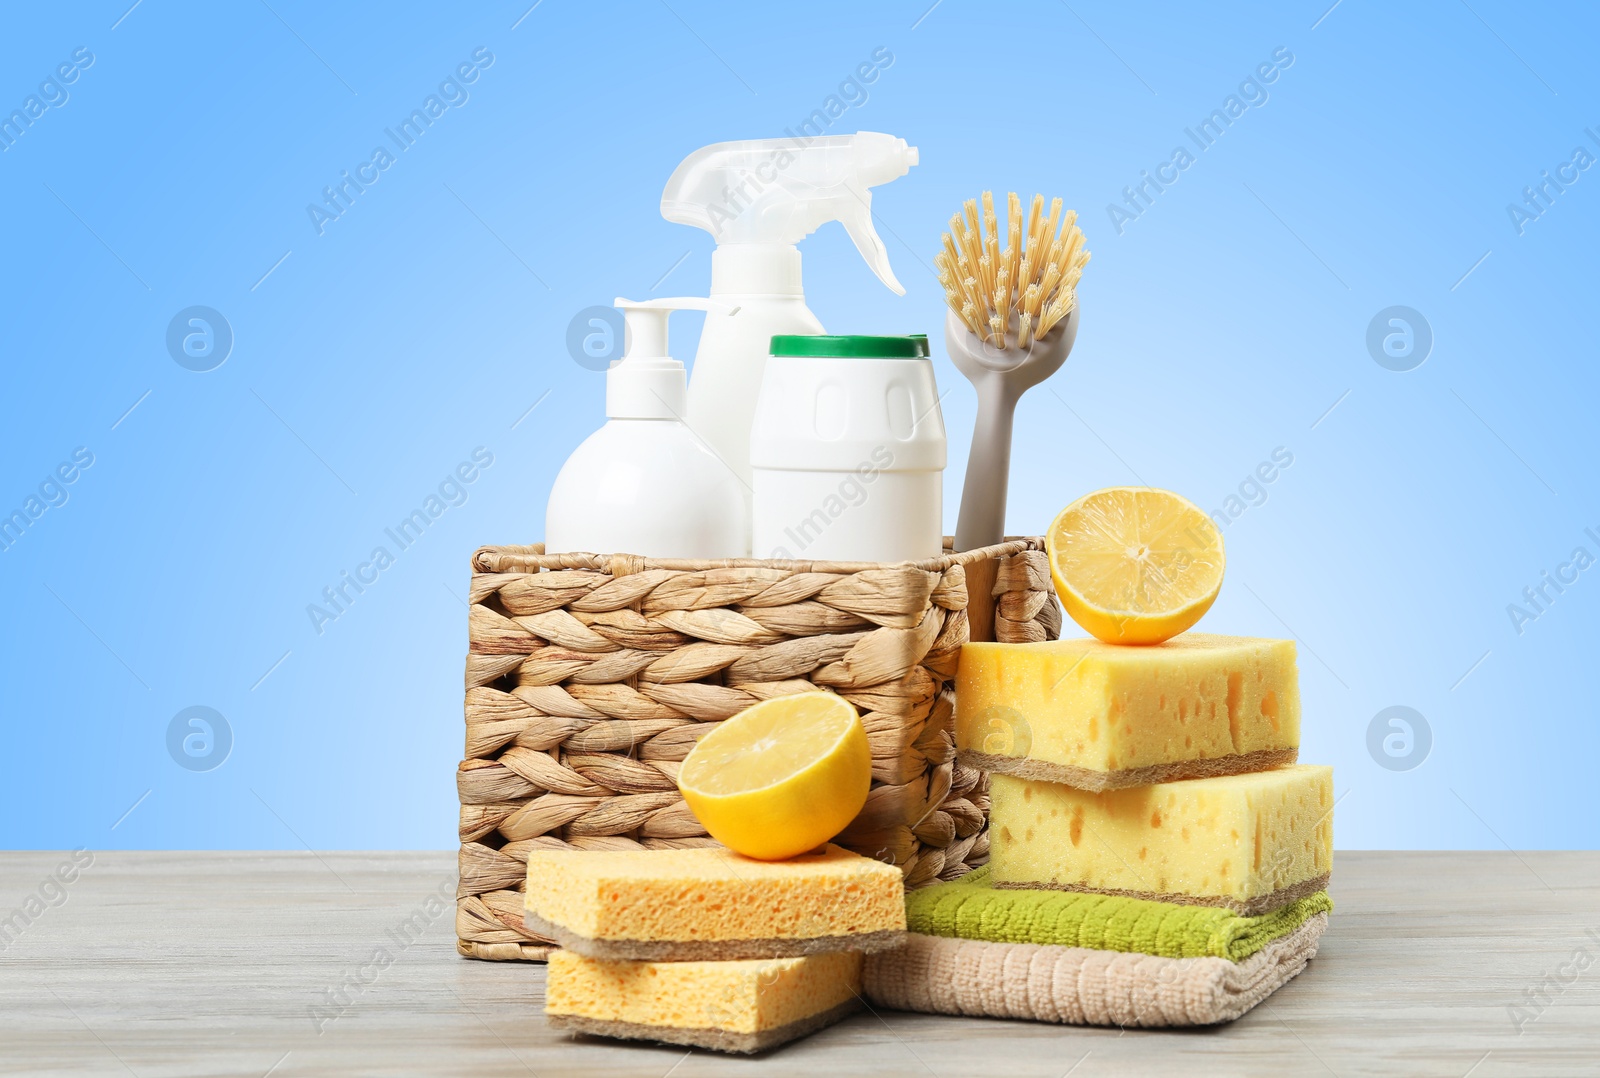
[{"x1": 907, "y1": 866, "x2": 1332, "y2": 962}]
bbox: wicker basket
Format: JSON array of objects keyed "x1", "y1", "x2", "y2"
[{"x1": 455, "y1": 538, "x2": 1061, "y2": 961}]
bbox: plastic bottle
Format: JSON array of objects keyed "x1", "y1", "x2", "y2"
[
  {"x1": 661, "y1": 132, "x2": 919, "y2": 493},
  {"x1": 750, "y1": 334, "x2": 946, "y2": 563},
  {"x1": 545, "y1": 298, "x2": 749, "y2": 558}
]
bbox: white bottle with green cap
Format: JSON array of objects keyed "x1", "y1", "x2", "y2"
[
  {"x1": 750, "y1": 334, "x2": 945, "y2": 563},
  {"x1": 545, "y1": 298, "x2": 749, "y2": 558}
]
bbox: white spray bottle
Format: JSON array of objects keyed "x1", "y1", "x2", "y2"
[
  {"x1": 661, "y1": 132, "x2": 919, "y2": 492},
  {"x1": 544, "y1": 298, "x2": 749, "y2": 558}
]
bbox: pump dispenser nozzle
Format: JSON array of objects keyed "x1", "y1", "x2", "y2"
[{"x1": 606, "y1": 297, "x2": 712, "y2": 419}]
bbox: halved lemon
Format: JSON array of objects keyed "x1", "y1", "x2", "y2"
[
  {"x1": 677, "y1": 691, "x2": 871, "y2": 861},
  {"x1": 1046, "y1": 487, "x2": 1225, "y2": 645}
]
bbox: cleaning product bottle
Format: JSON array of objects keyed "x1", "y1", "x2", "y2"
[
  {"x1": 661, "y1": 131, "x2": 920, "y2": 494},
  {"x1": 544, "y1": 298, "x2": 748, "y2": 558},
  {"x1": 751, "y1": 334, "x2": 946, "y2": 563}
]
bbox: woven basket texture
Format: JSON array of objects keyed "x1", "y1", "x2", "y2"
[{"x1": 456, "y1": 538, "x2": 1061, "y2": 961}]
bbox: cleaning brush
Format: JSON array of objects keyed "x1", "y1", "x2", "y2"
[
  {"x1": 941, "y1": 191, "x2": 1090, "y2": 552},
  {"x1": 937, "y1": 191, "x2": 1089, "y2": 349}
]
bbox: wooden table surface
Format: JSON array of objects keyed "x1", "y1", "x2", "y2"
[{"x1": 1, "y1": 851, "x2": 1596, "y2": 1077}]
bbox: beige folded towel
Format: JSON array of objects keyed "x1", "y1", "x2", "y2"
[{"x1": 863, "y1": 912, "x2": 1327, "y2": 1027}]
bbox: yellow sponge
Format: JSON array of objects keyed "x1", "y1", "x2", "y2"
[
  {"x1": 990, "y1": 765, "x2": 1333, "y2": 915},
  {"x1": 545, "y1": 950, "x2": 862, "y2": 1054},
  {"x1": 956, "y1": 634, "x2": 1300, "y2": 790},
  {"x1": 524, "y1": 844, "x2": 905, "y2": 961}
]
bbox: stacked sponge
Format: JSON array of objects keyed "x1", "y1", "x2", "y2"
[
  {"x1": 529, "y1": 844, "x2": 904, "y2": 1053},
  {"x1": 861, "y1": 632, "x2": 1335, "y2": 1026},
  {"x1": 959, "y1": 634, "x2": 1333, "y2": 912}
]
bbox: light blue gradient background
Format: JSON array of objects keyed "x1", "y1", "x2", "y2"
[{"x1": 2, "y1": 1, "x2": 1595, "y2": 853}]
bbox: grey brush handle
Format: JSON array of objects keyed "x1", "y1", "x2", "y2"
[
  {"x1": 954, "y1": 378, "x2": 1019, "y2": 550},
  {"x1": 947, "y1": 305, "x2": 1079, "y2": 552}
]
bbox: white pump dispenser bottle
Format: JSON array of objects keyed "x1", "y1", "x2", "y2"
[
  {"x1": 660, "y1": 131, "x2": 919, "y2": 490},
  {"x1": 544, "y1": 298, "x2": 749, "y2": 558}
]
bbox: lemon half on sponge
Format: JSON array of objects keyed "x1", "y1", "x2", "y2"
[
  {"x1": 1046, "y1": 486, "x2": 1225, "y2": 645},
  {"x1": 678, "y1": 691, "x2": 871, "y2": 861}
]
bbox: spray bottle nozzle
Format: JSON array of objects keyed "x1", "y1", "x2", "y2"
[{"x1": 661, "y1": 132, "x2": 919, "y2": 295}]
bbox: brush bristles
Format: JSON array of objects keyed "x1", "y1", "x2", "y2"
[{"x1": 942, "y1": 191, "x2": 1090, "y2": 347}]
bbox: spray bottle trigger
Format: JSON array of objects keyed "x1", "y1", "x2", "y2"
[{"x1": 837, "y1": 195, "x2": 906, "y2": 296}]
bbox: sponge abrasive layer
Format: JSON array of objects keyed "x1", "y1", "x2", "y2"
[
  {"x1": 524, "y1": 910, "x2": 904, "y2": 961},
  {"x1": 548, "y1": 999, "x2": 861, "y2": 1054}
]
